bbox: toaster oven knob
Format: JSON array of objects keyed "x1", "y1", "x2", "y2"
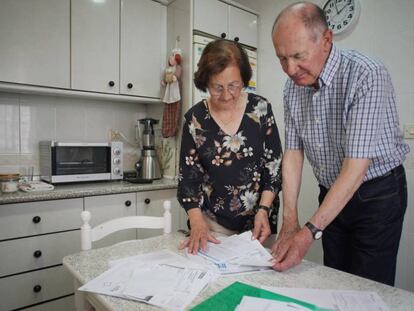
[
  {"x1": 113, "y1": 158, "x2": 121, "y2": 165},
  {"x1": 113, "y1": 168, "x2": 121, "y2": 175},
  {"x1": 113, "y1": 148, "x2": 121, "y2": 155}
]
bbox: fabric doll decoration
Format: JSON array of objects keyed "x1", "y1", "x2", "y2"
[{"x1": 161, "y1": 48, "x2": 182, "y2": 138}]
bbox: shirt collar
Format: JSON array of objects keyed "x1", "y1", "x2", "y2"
[{"x1": 316, "y1": 44, "x2": 341, "y2": 89}]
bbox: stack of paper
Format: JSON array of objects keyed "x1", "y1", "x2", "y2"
[
  {"x1": 186, "y1": 231, "x2": 273, "y2": 275},
  {"x1": 78, "y1": 250, "x2": 215, "y2": 311}
]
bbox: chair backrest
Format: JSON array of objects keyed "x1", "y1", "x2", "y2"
[{"x1": 81, "y1": 200, "x2": 172, "y2": 250}]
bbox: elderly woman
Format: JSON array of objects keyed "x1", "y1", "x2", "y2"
[{"x1": 177, "y1": 39, "x2": 282, "y2": 254}]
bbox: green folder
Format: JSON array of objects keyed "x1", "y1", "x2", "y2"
[{"x1": 191, "y1": 281, "x2": 334, "y2": 311}]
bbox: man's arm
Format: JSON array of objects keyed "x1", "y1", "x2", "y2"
[
  {"x1": 271, "y1": 157, "x2": 370, "y2": 271},
  {"x1": 271, "y1": 149, "x2": 304, "y2": 257}
]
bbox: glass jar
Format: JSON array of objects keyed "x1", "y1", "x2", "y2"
[{"x1": 0, "y1": 174, "x2": 20, "y2": 193}]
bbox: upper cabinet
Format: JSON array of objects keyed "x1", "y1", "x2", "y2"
[
  {"x1": 0, "y1": 0, "x2": 70, "y2": 88},
  {"x1": 72, "y1": 0, "x2": 164, "y2": 98},
  {"x1": 193, "y1": 0, "x2": 258, "y2": 48},
  {"x1": 120, "y1": 0, "x2": 164, "y2": 97},
  {"x1": 71, "y1": 0, "x2": 120, "y2": 94}
]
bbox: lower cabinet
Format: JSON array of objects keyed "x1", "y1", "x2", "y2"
[{"x1": 0, "y1": 187, "x2": 184, "y2": 310}]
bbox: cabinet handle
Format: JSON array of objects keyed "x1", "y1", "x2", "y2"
[
  {"x1": 108, "y1": 80, "x2": 115, "y2": 87},
  {"x1": 32, "y1": 216, "x2": 41, "y2": 224},
  {"x1": 221, "y1": 32, "x2": 226, "y2": 38},
  {"x1": 125, "y1": 200, "x2": 132, "y2": 207},
  {"x1": 127, "y1": 83, "x2": 133, "y2": 89},
  {"x1": 234, "y1": 36, "x2": 240, "y2": 42},
  {"x1": 33, "y1": 250, "x2": 42, "y2": 258},
  {"x1": 33, "y1": 285, "x2": 42, "y2": 293},
  {"x1": 144, "y1": 198, "x2": 151, "y2": 204}
]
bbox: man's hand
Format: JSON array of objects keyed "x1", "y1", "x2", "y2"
[
  {"x1": 178, "y1": 210, "x2": 220, "y2": 254},
  {"x1": 270, "y1": 227, "x2": 313, "y2": 271},
  {"x1": 252, "y1": 209, "x2": 271, "y2": 244}
]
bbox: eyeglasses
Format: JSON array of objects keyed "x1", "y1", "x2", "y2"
[{"x1": 208, "y1": 81, "x2": 243, "y2": 97}]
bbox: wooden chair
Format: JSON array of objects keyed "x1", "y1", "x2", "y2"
[{"x1": 80, "y1": 200, "x2": 172, "y2": 251}]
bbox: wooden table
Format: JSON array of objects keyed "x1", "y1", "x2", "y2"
[{"x1": 63, "y1": 232, "x2": 414, "y2": 311}]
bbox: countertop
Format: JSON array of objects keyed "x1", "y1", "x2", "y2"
[
  {"x1": 63, "y1": 232, "x2": 414, "y2": 311},
  {"x1": 0, "y1": 178, "x2": 178, "y2": 205}
]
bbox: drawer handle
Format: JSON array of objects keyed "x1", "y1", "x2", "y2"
[
  {"x1": 33, "y1": 285, "x2": 42, "y2": 293},
  {"x1": 221, "y1": 32, "x2": 226, "y2": 38},
  {"x1": 108, "y1": 80, "x2": 115, "y2": 87},
  {"x1": 125, "y1": 200, "x2": 132, "y2": 207},
  {"x1": 33, "y1": 250, "x2": 42, "y2": 258},
  {"x1": 127, "y1": 83, "x2": 133, "y2": 89},
  {"x1": 144, "y1": 198, "x2": 151, "y2": 204},
  {"x1": 234, "y1": 36, "x2": 240, "y2": 42},
  {"x1": 32, "y1": 216, "x2": 41, "y2": 224}
]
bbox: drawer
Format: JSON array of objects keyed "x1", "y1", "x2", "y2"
[
  {"x1": 22, "y1": 295, "x2": 75, "y2": 311},
  {"x1": 0, "y1": 230, "x2": 81, "y2": 277},
  {"x1": 0, "y1": 265, "x2": 74, "y2": 311},
  {"x1": 0, "y1": 198, "x2": 83, "y2": 240}
]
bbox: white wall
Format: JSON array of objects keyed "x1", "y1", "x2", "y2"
[
  {"x1": 254, "y1": 0, "x2": 414, "y2": 291},
  {"x1": 0, "y1": 93, "x2": 147, "y2": 174}
]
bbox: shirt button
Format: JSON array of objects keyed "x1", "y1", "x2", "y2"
[{"x1": 315, "y1": 118, "x2": 320, "y2": 124}]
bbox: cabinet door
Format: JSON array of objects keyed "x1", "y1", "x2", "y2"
[
  {"x1": 193, "y1": 0, "x2": 228, "y2": 39},
  {"x1": 0, "y1": 0, "x2": 70, "y2": 88},
  {"x1": 120, "y1": 0, "x2": 163, "y2": 97},
  {"x1": 228, "y1": 6, "x2": 258, "y2": 48},
  {"x1": 71, "y1": 0, "x2": 120, "y2": 94},
  {"x1": 84, "y1": 193, "x2": 136, "y2": 249},
  {"x1": 137, "y1": 189, "x2": 186, "y2": 239}
]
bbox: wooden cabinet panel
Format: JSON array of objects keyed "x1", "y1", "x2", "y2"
[
  {"x1": 193, "y1": 0, "x2": 228, "y2": 38},
  {"x1": 23, "y1": 295, "x2": 75, "y2": 311},
  {"x1": 0, "y1": 0, "x2": 70, "y2": 88},
  {"x1": 120, "y1": 0, "x2": 164, "y2": 98},
  {"x1": 71, "y1": 0, "x2": 120, "y2": 93},
  {"x1": 0, "y1": 198, "x2": 82, "y2": 241},
  {"x1": 0, "y1": 265, "x2": 73, "y2": 311},
  {"x1": 0, "y1": 230, "x2": 80, "y2": 277},
  {"x1": 228, "y1": 6, "x2": 257, "y2": 47}
]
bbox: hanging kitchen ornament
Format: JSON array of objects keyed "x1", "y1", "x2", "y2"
[{"x1": 161, "y1": 37, "x2": 182, "y2": 138}]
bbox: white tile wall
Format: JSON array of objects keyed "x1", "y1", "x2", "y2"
[
  {"x1": 0, "y1": 92, "x2": 146, "y2": 174},
  {"x1": 256, "y1": 0, "x2": 414, "y2": 291}
]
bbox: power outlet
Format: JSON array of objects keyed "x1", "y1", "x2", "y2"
[
  {"x1": 404, "y1": 124, "x2": 414, "y2": 139},
  {"x1": 109, "y1": 129, "x2": 121, "y2": 141}
]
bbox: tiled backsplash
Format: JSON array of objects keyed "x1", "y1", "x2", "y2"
[{"x1": 0, "y1": 91, "x2": 148, "y2": 176}]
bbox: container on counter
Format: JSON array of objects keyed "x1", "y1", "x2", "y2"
[{"x1": 0, "y1": 174, "x2": 20, "y2": 193}]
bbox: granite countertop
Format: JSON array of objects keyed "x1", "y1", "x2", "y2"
[
  {"x1": 0, "y1": 178, "x2": 178, "y2": 205},
  {"x1": 63, "y1": 232, "x2": 414, "y2": 311}
]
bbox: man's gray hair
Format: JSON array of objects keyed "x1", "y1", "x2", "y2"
[{"x1": 272, "y1": 1, "x2": 329, "y2": 42}]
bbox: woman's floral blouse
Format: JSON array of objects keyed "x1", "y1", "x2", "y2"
[{"x1": 177, "y1": 93, "x2": 283, "y2": 232}]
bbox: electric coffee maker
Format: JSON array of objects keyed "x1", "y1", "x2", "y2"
[{"x1": 135, "y1": 118, "x2": 162, "y2": 180}]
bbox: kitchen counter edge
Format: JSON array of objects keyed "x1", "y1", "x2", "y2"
[{"x1": 0, "y1": 179, "x2": 178, "y2": 205}]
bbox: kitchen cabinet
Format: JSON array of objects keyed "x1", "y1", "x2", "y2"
[
  {"x1": 193, "y1": 0, "x2": 258, "y2": 47},
  {"x1": 120, "y1": 0, "x2": 164, "y2": 97},
  {"x1": 71, "y1": 0, "x2": 120, "y2": 94},
  {"x1": 84, "y1": 192, "x2": 137, "y2": 249},
  {"x1": 0, "y1": 199, "x2": 82, "y2": 311},
  {"x1": 0, "y1": 0, "x2": 70, "y2": 88},
  {"x1": 71, "y1": 0, "x2": 164, "y2": 98},
  {"x1": 137, "y1": 189, "x2": 186, "y2": 239}
]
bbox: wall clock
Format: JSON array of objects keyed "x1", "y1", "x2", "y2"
[{"x1": 323, "y1": 0, "x2": 361, "y2": 36}]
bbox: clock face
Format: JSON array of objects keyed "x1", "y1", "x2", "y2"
[{"x1": 323, "y1": 0, "x2": 360, "y2": 35}]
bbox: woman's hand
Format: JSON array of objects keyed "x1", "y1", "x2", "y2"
[
  {"x1": 178, "y1": 209, "x2": 220, "y2": 254},
  {"x1": 252, "y1": 210, "x2": 271, "y2": 244}
]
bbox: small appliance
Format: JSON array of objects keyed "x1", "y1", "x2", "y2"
[
  {"x1": 39, "y1": 141, "x2": 123, "y2": 184},
  {"x1": 135, "y1": 118, "x2": 162, "y2": 180}
]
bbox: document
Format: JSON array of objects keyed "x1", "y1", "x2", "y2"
[
  {"x1": 78, "y1": 250, "x2": 214, "y2": 311},
  {"x1": 186, "y1": 231, "x2": 273, "y2": 275},
  {"x1": 262, "y1": 286, "x2": 390, "y2": 311}
]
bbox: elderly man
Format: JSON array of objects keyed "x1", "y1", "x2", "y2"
[{"x1": 271, "y1": 1, "x2": 409, "y2": 286}]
